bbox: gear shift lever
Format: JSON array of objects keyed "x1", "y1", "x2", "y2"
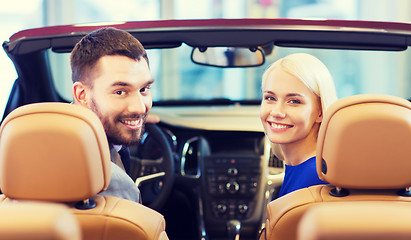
[{"x1": 227, "y1": 219, "x2": 241, "y2": 240}]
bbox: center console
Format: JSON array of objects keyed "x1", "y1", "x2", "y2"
[
  {"x1": 201, "y1": 153, "x2": 265, "y2": 239},
  {"x1": 181, "y1": 131, "x2": 267, "y2": 239},
  {"x1": 204, "y1": 155, "x2": 260, "y2": 220}
]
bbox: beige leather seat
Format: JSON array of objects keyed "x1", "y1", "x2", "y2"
[
  {"x1": 0, "y1": 202, "x2": 80, "y2": 240},
  {"x1": 0, "y1": 102, "x2": 168, "y2": 240},
  {"x1": 261, "y1": 94, "x2": 411, "y2": 240},
  {"x1": 297, "y1": 201, "x2": 411, "y2": 240}
]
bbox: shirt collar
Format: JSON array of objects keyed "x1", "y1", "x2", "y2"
[{"x1": 113, "y1": 144, "x2": 123, "y2": 152}]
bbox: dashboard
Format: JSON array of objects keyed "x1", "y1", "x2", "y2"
[{"x1": 147, "y1": 105, "x2": 284, "y2": 239}]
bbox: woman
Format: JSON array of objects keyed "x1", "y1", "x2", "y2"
[{"x1": 260, "y1": 53, "x2": 338, "y2": 197}]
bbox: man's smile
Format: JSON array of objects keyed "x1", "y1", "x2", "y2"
[{"x1": 120, "y1": 118, "x2": 143, "y2": 130}]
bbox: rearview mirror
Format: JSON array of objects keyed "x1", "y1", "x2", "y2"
[{"x1": 191, "y1": 47, "x2": 265, "y2": 68}]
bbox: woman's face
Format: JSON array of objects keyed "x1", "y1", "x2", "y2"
[{"x1": 260, "y1": 67, "x2": 322, "y2": 146}]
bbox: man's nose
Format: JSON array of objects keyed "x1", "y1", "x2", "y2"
[{"x1": 128, "y1": 93, "x2": 148, "y2": 114}]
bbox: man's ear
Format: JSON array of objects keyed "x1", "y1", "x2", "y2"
[
  {"x1": 72, "y1": 81, "x2": 88, "y2": 107},
  {"x1": 315, "y1": 110, "x2": 323, "y2": 123}
]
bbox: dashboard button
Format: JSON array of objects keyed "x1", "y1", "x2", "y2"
[{"x1": 226, "y1": 181, "x2": 240, "y2": 194}]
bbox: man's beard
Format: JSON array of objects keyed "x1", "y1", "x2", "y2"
[{"x1": 89, "y1": 98, "x2": 147, "y2": 146}]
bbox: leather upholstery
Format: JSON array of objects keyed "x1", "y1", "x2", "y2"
[
  {"x1": 0, "y1": 202, "x2": 81, "y2": 240},
  {"x1": 298, "y1": 201, "x2": 411, "y2": 240},
  {"x1": 317, "y1": 94, "x2": 411, "y2": 189},
  {"x1": 262, "y1": 94, "x2": 411, "y2": 240},
  {"x1": 0, "y1": 102, "x2": 111, "y2": 201},
  {"x1": 0, "y1": 102, "x2": 168, "y2": 240}
]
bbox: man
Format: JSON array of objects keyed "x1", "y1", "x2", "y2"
[{"x1": 71, "y1": 27, "x2": 153, "y2": 203}]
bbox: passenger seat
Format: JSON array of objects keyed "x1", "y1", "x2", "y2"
[{"x1": 260, "y1": 94, "x2": 411, "y2": 240}]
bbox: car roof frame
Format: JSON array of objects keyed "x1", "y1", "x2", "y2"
[{"x1": 4, "y1": 18, "x2": 411, "y2": 55}]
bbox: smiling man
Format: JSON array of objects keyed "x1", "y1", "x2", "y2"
[{"x1": 71, "y1": 27, "x2": 153, "y2": 203}]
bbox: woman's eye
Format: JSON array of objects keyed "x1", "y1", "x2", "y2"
[
  {"x1": 289, "y1": 99, "x2": 301, "y2": 104},
  {"x1": 264, "y1": 96, "x2": 275, "y2": 101}
]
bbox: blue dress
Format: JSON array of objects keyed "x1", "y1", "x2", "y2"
[{"x1": 278, "y1": 156, "x2": 327, "y2": 197}]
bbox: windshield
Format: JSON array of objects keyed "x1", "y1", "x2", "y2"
[{"x1": 51, "y1": 44, "x2": 411, "y2": 103}]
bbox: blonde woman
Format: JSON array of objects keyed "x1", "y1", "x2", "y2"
[{"x1": 260, "y1": 53, "x2": 337, "y2": 197}]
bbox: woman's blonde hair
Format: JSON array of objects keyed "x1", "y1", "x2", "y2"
[{"x1": 262, "y1": 53, "x2": 338, "y2": 160}]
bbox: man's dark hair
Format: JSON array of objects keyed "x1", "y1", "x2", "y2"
[{"x1": 70, "y1": 27, "x2": 148, "y2": 86}]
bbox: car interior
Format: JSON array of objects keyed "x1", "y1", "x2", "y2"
[{"x1": 1, "y1": 18, "x2": 411, "y2": 239}]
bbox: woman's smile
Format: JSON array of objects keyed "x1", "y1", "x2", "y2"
[{"x1": 268, "y1": 121, "x2": 293, "y2": 132}]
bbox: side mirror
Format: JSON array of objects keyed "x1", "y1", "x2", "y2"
[{"x1": 191, "y1": 47, "x2": 265, "y2": 68}]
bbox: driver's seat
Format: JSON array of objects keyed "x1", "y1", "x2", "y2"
[{"x1": 0, "y1": 102, "x2": 168, "y2": 240}]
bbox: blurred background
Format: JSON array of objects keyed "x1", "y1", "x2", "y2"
[{"x1": 1, "y1": 0, "x2": 411, "y2": 116}]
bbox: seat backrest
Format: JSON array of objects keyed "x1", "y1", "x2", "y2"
[
  {"x1": 0, "y1": 103, "x2": 168, "y2": 240},
  {"x1": 297, "y1": 202, "x2": 411, "y2": 240},
  {"x1": 0, "y1": 102, "x2": 111, "y2": 201},
  {"x1": 316, "y1": 94, "x2": 411, "y2": 190},
  {"x1": 0, "y1": 202, "x2": 81, "y2": 240},
  {"x1": 261, "y1": 94, "x2": 411, "y2": 240}
]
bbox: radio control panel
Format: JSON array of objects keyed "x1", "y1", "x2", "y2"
[{"x1": 203, "y1": 156, "x2": 261, "y2": 220}]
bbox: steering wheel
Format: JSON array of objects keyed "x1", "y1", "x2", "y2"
[{"x1": 129, "y1": 123, "x2": 175, "y2": 211}]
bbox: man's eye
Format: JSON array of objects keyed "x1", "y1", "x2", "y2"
[
  {"x1": 140, "y1": 86, "x2": 151, "y2": 93},
  {"x1": 115, "y1": 90, "x2": 126, "y2": 95}
]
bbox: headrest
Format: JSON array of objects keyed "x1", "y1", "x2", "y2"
[
  {"x1": 0, "y1": 103, "x2": 111, "y2": 202},
  {"x1": 0, "y1": 202, "x2": 81, "y2": 240},
  {"x1": 317, "y1": 94, "x2": 411, "y2": 189}
]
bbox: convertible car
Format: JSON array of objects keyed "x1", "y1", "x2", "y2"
[{"x1": 2, "y1": 18, "x2": 411, "y2": 239}]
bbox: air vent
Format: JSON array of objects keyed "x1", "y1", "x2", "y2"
[
  {"x1": 181, "y1": 137, "x2": 201, "y2": 179},
  {"x1": 269, "y1": 152, "x2": 284, "y2": 169},
  {"x1": 263, "y1": 138, "x2": 284, "y2": 175}
]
